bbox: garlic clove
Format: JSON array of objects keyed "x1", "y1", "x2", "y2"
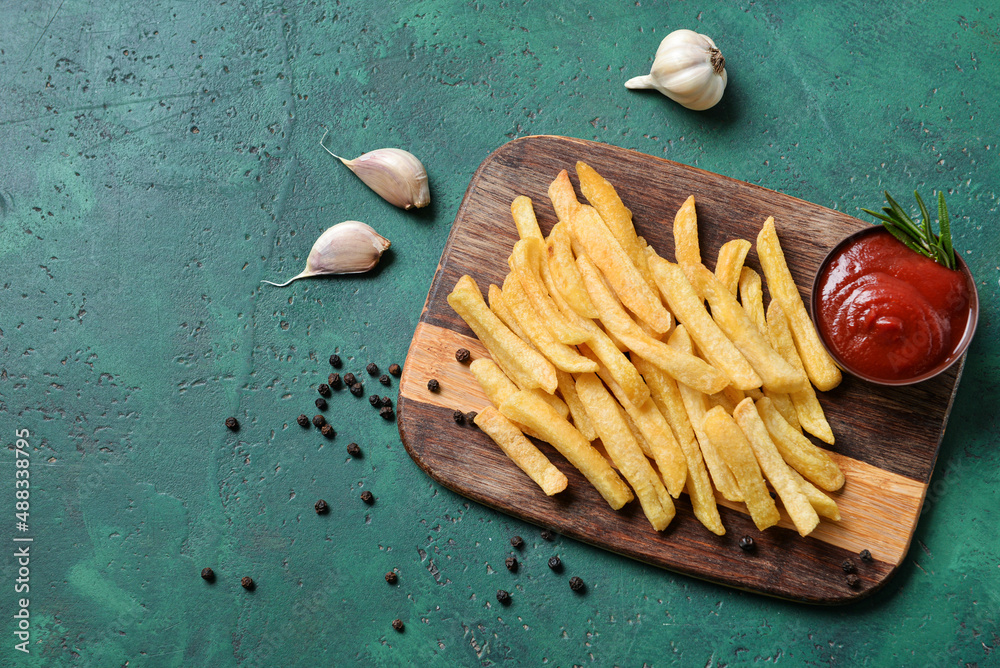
[
  {"x1": 262, "y1": 221, "x2": 391, "y2": 287},
  {"x1": 320, "y1": 131, "x2": 430, "y2": 210}
]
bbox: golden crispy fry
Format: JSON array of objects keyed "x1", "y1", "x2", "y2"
[
  {"x1": 766, "y1": 301, "x2": 834, "y2": 444},
  {"x1": 475, "y1": 407, "x2": 568, "y2": 496},
  {"x1": 715, "y1": 239, "x2": 752, "y2": 296},
  {"x1": 673, "y1": 195, "x2": 701, "y2": 268},
  {"x1": 649, "y1": 256, "x2": 762, "y2": 390},
  {"x1": 547, "y1": 169, "x2": 581, "y2": 223},
  {"x1": 703, "y1": 407, "x2": 781, "y2": 531},
  {"x1": 468, "y1": 359, "x2": 557, "y2": 439},
  {"x1": 511, "y1": 195, "x2": 543, "y2": 241},
  {"x1": 502, "y1": 274, "x2": 598, "y2": 374},
  {"x1": 708, "y1": 389, "x2": 738, "y2": 414},
  {"x1": 448, "y1": 275, "x2": 557, "y2": 393},
  {"x1": 511, "y1": 238, "x2": 590, "y2": 345},
  {"x1": 786, "y1": 467, "x2": 841, "y2": 521},
  {"x1": 688, "y1": 263, "x2": 808, "y2": 393},
  {"x1": 762, "y1": 388, "x2": 801, "y2": 431},
  {"x1": 757, "y1": 218, "x2": 842, "y2": 391},
  {"x1": 577, "y1": 254, "x2": 729, "y2": 395},
  {"x1": 732, "y1": 398, "x2": 819, "y2": 537},
  {"x1": 738, "y1": 267, "x2": 767, "y2": 336},
  {"x1": 755, "y1": 397, "x2": 844, "y2": 491},
  {"x1": 547, "y1": 223, "x2": 599, "y2": 318},
  {"x1": 668, "y1": 326, "x2": 744, "y2": 502},
  {"x1": 557, "y1": 369, "x2": 597, "y2": 441},
  {"x1": 633, "y1": 354, "x2": 724, "y2": 535},
  {"x1": 576, "y1": 161, "x2": 658, "y2": 294},
  {"x1": 575, "y1": 373, "x2": 675, "y2": 530},
  {"x1": 500, "y1": 390, "x2": 633, "y2": 509}
]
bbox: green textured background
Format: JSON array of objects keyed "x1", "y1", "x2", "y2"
[{"x1": 1, "y1": 1, "x2": 998, "y2": 665}]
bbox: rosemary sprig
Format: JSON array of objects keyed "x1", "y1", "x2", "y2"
[{"x1": 862, "y1": 190, "x2": 956, "y2": 270}]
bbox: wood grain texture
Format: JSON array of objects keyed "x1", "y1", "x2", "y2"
[{"x1": 398, "y1": 136, "x2": 965, "y2": 604}]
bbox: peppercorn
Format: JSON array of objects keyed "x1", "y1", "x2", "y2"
[
  {"x1": 860, "y1": 549, "x2": 873, "y2": 563},
  {"x1": 453, "y1": 410, "x2": 465, "y2": 424},
  {"x1": 241, "y1": 576, "x2": 254, "y2": 590},
  {"x1": 455, "y1": 348, "x2": 471, "y2": 364},
  {"x1": 841, "y1": 559, "x2": 856, "y2": 574},
  {"x1": 389, "y1": 363, "x2": 402, "y2": 377},
  {"x1": 315, "y1": 499, "x2": 329, "y2": 514},
  {"x1": 361, "y1": 490, "x2": 374, "y2": 504},
  {"x1": 379, "y1": 406, "x2": 395, "y2": 421},
  {"x1": 321, "y1": 424, "x2": 335, "y2": 438},
  {"x1": 225, "y1": 417, "x2": 239, "y2": 431},
  {"x1": 379, "y1": 374, "x2": 390, "y2": 386},
  {"x1": 350, "y1": 383, "x2": 364, "y2": 397},
  {"x1": 569, "y1": 576, "x2": 586, "y2": 592},
  {"x1": 344, "y1": 372, "x2": 357, "y2": 386},
  {"x1": 739, "y1": 536, "x2": 755, "y2": 552},
  {"x1": 315, "y1": 398, "x2": 328, "y2": 411},
  {"x1": 381, "y1": 396, "x2": 392, "y2": 408},
  {"x1": 496, "y1": 589, "x2": 511, "y2": 605},
  {"x1": 312, "y1": 415, "x2": 326, "y2": 428},
  {"x1": 391, "y1": 619, "x2": 404, "y2": 632},
  {"x1": 329, "y1": 354, "x2": 342, "y2": 368},
  {"x1": 347, "y1": 442, "x2": 361, "y2": 457},
  {"x1": 505, "y1": 556, "x2": 518, "y2": 573},
  {"x1": 548, "y1": 556, "x2": 562, "y2": 571},
  {"x1": 510, "y1": 535, "x2": 524, "y2": 549},
  {"x1": 201, "y1": 567, "x2": 215, "y2": 582},
  {"x1": 540, "y1": 530, "x2": 554, "y2": 541},
  {"x1": 366, "y1": 362, "x2": 379, "y2": 376},
  {"x1": 385, "y1": 571, "x2": 398, "y2": 584},
  {"x1": 328, "y1": 373, "x2": 342, "y2": 389},
  {"x1": 466, "y1": 411, "x2": 478, "y2": 425},
  {"x1": 369, "y1": 394, "x2": 381, "y2": 407},
  {"x1": 846, "y1": 574, "x2": 860, "y2": 588},
  {"x1": 296, "y1": 414, "x2": 309, "y2": 427},
  {"x1": 427, "y1": 378, "x2": 440, "y2": 392}
]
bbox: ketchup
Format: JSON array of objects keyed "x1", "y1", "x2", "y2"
[{"x1": 815, "y1": 228, "x2": 971, "y2": 382}]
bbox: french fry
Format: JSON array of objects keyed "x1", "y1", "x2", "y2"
[
  {"x1": 511, "y1": 195, "x2": 543, "y2": 241},
  {"x1": 703, "y1": 407, "x2": 780, "y2": 531},
  {"x1": 766, "y1": 301, "x2": 834, "y2": 444},
  {"x1": 649, "y1": 256, "x2": 762, "y2": 390},
  {"x1": 762, "y1": 388, "x2": 801, "y2": 432},
  {"x1": 547, "y1": 169, "x2": 581, "y2": 223},
  {"x1": 786, "y1": 467, "x2": 841, "y2": 521},
  {"x1": 732, "y1": 398, "x2": 819, "y2": 537},
  {"x1": 475, "y1": 407, "x2": 568, "y2": 496},
  {"x1": 755, "y1": 397, "x2": 844, "y2": 492},
  {"x1": 468, "y1": 359, "x2": 559, "y2": 439},
  {"x1": 738, "y1": 267, "x2": 767, "y2": 336},
  {"x1": 547, "y1": 223, "x2": 598, "y2": 318},
  {"x1": 557, "y1": 369, "x2": 597, "y2": 441},
  {"x1": 715, "y1": 239, "x2": 752, "y2": 296},
  {"x1": 511, "y1": 237, "x2": 590, "y2": 344},
  {"x1": 448, "y1": 275, "x2": 557, "y2": 393},
  {"x1": 672, "y1": 195, "x2": 702, "y2": 269},
  {"x1": 668, "y1": 326, "x2": 744, "y2": 502},
  {"x1": 575, "y1": 373, "x2": 675, "y2": 530},
  {"x1": 687, "y1": 263, "x2": 808, "y2": 393},
  {"x1": 499, "y1": 390, "x2": 634, "y2": 509},
  {"x1": 577, "y1": 254, "x2": 728, "y2": 395},
  {"x1": 756, "y1": 217, "x2": 842, "y2": 391}
]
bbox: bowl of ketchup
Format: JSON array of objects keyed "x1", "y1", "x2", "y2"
[{"x1": 811, "y1": 226, "x2": 978, "y2": 385}]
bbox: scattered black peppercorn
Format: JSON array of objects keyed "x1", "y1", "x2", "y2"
[
  {"x1": 496, "y1": 589, "x2": 511, "y2": 605},
  {"x1": 296, "y1": 414, "x2": 309, "y2": 427},
  {"x1": 344, "y1": 372, "x2": 357, "y2": 386},
  {"x1": 318, "y1": 384, "x2": 331, "y2": 398},
  {"x1": 329, "y1": 354, "x2": 342, "y2": 368},
  {"x1": 225, "y1": 417, "x2": 239, "y2": 431},
  {"x1": 540, "y1": 530, "x2": 554, "y2": 541},
  {"x1": 548, "y1": 556, "x2": 562, "y2": 571},
  {"x1": 385, "y1": 571, "x2": 398, "y2": 584},
  {"x1": 379, "y1": 374, "x2": 390, "y2": 386},
  {"x1": 846, "y1": 574, "x2": 860, "y2": 588},
  {"x1": 505, "y1": 556, "x2": 518, "y2": 572},
  {"x1": 379, "y1": 406, "x2": 395, "y2": 421},
  {"x1": 381, "y1": 396, "x2": 392, "y2": 408},
  {"x1": 510, "y1": 535, "x2": 524, "y2": 549},
  {"x1": 347, "y1": 442, "x2": 361, "y2": 457},
  {"x1": 315, "y1": 398, "x2": 328, "y2": 411},
  {"x1": 312, "y1": 415, "x2": 326, "y2": 428},
  {"x1": 369, "y1": 394, "x2": 381, "y2": 407},
  {"x1": 321, "y1": 424, "x2": 335, "y2": 438},
  {"x1": 315, "y1": 499, "x2": 329, "y2": 514},
  {"x1": 241, "y1": 576, "x2": 254, "y2": 590},
  {"x1": 466, "y1": 411, "x2": 478, "y2": 425},
  {"x1": 452, "y1": 410, "x2": 465, "y2": 424},
  {"x1": 391, "y1": 619, "x2": 404, "y2": 632},
  {"x1": 427, "y1": 378, "x2": 440, "y2": 392},
  {"x1": 739, "y1": 536, "x2": 755, "y2": 552},
  {"x1": 201, "y1": 567, "x2": 215, "y2": 582},
  {"x1": 361, "y1": 490, "x2": 374, "y2": 504},
  {"x1": 860, "y1": 549, "x2": 873, "y2": 563},
  {"x1": 366, "y1": 362, "x2": 379, "y2": 376},
  {"x1": 328, "y1": 373, "x2": 342, "y2": 389},
  {"x1": 388, "y1": 363, "x2": 402, "y2": 377},
  {"x1": 455, "y1": 348, "x2": 471, "y2": 364},
  {"x1": 350, "y1": 383, "x2": 364, "y2": 397},
  {"x1": 841, "y1": 559, "x2": 856, "y2": 574},
  {"x1": 569, "y1": 576, "x2": 586, "y2": 592}
]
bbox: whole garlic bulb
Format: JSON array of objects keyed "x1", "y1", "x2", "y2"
[{"x1": 625, "y1": 29, "x2": 728, "y2": 111}]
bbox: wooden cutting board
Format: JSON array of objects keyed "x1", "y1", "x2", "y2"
[{"x1": 396, "y1": 135, "x2": 964, "y2": 604}]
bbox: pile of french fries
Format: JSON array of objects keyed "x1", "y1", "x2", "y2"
[{"x1": 447, "y1": 162, "x2": 845, "y2": 537}]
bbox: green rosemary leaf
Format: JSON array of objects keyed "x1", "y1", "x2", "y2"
[
  {"x1": 938, "y1": 191, "x2": 955, "y2": 268},
  {"x1": 882, "y1": 221, "x2": 930, "y2": 256},
  {"x1": 914, "y1": 191, "x2": 935, "y2": 256},
  {"x1": 861, "y1": 208, "x2": 895, "y2": 224},
  {"x1": 864, "y1": 190, "x2": 959, "y2": 269}
]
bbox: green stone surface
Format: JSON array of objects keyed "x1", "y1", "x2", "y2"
[{"x1": 1, "y1": 1, "x2": 997, "y2": 665}]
